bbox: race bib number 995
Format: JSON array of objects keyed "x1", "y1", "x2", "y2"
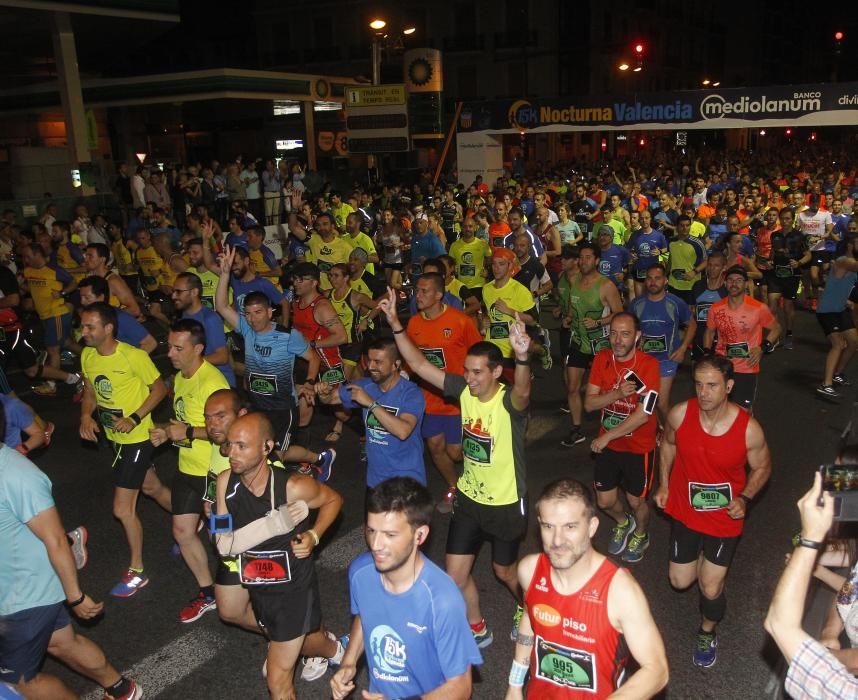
[{"x1": 535, "y1": 636, "x2": 596, "y2": 691}]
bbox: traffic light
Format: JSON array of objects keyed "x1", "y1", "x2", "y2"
[
  {"x1": 634, "y1": 42, "x2": 645, "y2": 71},
  {"x1": 835, "y1": 31, "x2": 844, "y2": 54}
]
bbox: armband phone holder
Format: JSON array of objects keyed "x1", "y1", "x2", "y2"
[{"x1": 209, "y1": 513, "x2": 233, "y2": 533}]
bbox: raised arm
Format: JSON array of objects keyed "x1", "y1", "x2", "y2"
[
  {"x1": 215, "y1": 245, "x2": 240, "y2": 330},
  {"x1": 377, "y1": 287, "x2": 447, "y2": 391}
]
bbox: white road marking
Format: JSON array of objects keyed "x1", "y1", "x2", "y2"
[{"x1": 81, "y1": 628, "x2": 227, "y2": 700}]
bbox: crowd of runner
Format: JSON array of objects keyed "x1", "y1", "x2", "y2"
[{"x1": 2, "y1": 144, "x2": 858, "y2": 699}]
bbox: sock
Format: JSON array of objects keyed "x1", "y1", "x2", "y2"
[
  {"x1": 699, "y1": 627, "x2": 715, "y2": 638},
  {"x1": 65, "y1": 372, "x2": 80, "y2": 385},
  {"x1": 201, "y1": 585, "x2": 214, "y2": 599},
  {"x1": 469, "y1": 619, "x2": 486, "y2": 634},
  {"x1": 330, "y1": 639, "x2": 346, "y2": 665},
  {"x1": 104, "y1": 677, "x2": 132, "y2": 696},
  {"x1": 130, "y1": 566, "x2": 144, "y2": 574}
]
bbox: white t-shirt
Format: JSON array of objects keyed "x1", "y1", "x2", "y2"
[{"x1": 798, "y1": 209, "x2": 833, "y2": 251}]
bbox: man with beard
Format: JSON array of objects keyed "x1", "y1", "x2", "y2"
[
  {"x1": 655, "y1": 355, "x2": 771, "y2": 667},
  {"x1": 312, "y1": 337, "x2": 426, "y2": 491},
  {"x1": 506, "y1": 479, "x2": 668, "y2": 699},
  {"x1": 215, "y1": 412, "x2": 344, "y2": 698},
  {"x1": 584, "y1": 313, "x2": 660, "y2": 564},
  {"x1": 331, "y1": 477, "x2": 482, "y2": 700}
]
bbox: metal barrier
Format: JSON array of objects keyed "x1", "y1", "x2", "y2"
[{"x1": 0, "y1": 194, "x2": 123, "y2": 227}]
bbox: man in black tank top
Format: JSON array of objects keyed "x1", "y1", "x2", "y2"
[{"x1": 215, "y1": 413, "x2": 345, "y2": 697}]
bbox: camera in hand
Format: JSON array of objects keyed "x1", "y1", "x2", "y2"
[{"x1": 820, "y1": 465, "x2": 858, "y2": 533}]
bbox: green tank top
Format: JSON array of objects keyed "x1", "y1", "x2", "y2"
[{"x1": 569, "y1": 274, "x2": 610, "y2": 355}]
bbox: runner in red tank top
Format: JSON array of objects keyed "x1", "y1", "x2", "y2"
[
  {"x1": 290, "y1": 262, "x2": 348, "y2": 438},
  {"x1": 655, "y1": 354, "x2": 772, "y2": 669},
  {"x1": 507, "y1": 479, "x2": 667, "y2": 699}
]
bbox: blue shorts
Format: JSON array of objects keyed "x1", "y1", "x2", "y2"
[
  {"x1": 0, "y1": 601, "x2": 70, "y2": 684},
  {"x1": 41, "y1": 314, "x2": 71, "y2": 349},
  {"x1": 659, "y1": 359, "x2": 678, "y2": 377},
  {"x1": 421, "y1": 413, "x2": 462, "y2": 445}
]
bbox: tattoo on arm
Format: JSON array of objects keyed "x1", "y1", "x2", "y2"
[
  {"x1": 320, "y1": 316, "x2": 339, "y2": 328},
  {"x1": 517, "y1": 633, "x2": 534, "y2": 647}
]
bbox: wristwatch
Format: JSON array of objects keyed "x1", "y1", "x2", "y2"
[{"x1": 185, "y1": 423, "x2": 194, "y2": 442}]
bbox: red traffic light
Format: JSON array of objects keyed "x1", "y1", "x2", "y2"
[
  {"x1": 634, "y1": 43, "x2": 644, "y2": 54},
  {"x1": 835, "y1": 31, "x2": 844, "y2": 41}
]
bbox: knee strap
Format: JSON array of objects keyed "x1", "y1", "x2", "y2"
[{"x1": 700, "y1": 591, "x2": 726, "y2": 623}]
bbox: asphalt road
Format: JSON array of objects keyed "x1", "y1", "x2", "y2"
[{"x1": 29, "y1": 308, "x2": 853, "y2": 699}]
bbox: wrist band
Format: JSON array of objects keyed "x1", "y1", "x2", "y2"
[
  {"x1": 392, "y1": 328, "x2": 405, "y2": 334},
  {"x1": 67, "y1": 593, "x2": 85, "y2": 608},
  {"x1": 129, "y1": 412, "x2": 142, "y2": 426},
  {"x1": 797, "y1": 537, "x2": 823, "y2": 550},
  {"x1": 509, "y1": 659, "x2": 529, "y2": 687},
  {"x1": 186, "y1": 424, "x2": 194, "y2": 441},
  {"x1": 515, "y1": 358, "x2": 530, "y2": 366},
  {"x1": 307, "y1": 528, "x2": 320, "y2": 546},
  {"x1": 739, "y1": 494, "x2": 751, "y2": 506},
  {"x1": 367, "y1": 401, "x2": 379, "y2": 413}
]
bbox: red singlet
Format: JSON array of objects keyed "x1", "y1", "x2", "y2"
[
  {"x1": 524, "y1": 553, "x2": 628, "y2": 698},
  {"x1": 291, "y1": 296, "x2": 343, "y2": 371},
  {"x1": 664, "y1": 398, "x2": 750, "y2": 537}
]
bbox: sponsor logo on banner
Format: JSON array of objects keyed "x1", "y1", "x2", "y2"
[{"x1": 700, "y1": 92, "x2": 821, "y2": 119}]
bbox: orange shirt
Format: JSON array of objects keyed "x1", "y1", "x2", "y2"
[
  {"x1": 696, "y1": 203, "x2": 716, "y2": 221},
  {"x1": 588, "y1": 348, "x2": 660, "y2": 454},
  {"x1": 406, "y1": 305, "x2": 483, "y2": 416},
  {"x1": 489, "y1": 221, "x2": 512, "y2": 248},
  {"x1": 706, "y1": 296, "x2": 776, "y2": 375}
]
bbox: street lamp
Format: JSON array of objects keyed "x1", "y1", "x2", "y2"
[
  {"x1": 618, "y1": 62, "x2": 629, "y2": 71},
  {"x1": 368, "y1": 17, "x2": 415, "y2": 86},
  {"x1": 369, "y1": 19, "x2": 386, "y2": 31}
]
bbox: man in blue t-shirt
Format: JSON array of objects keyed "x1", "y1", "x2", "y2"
[
  {"x1": 628, "y1": 263, "x2": 696, "y2": 422},
  {"x1": 331, "y1": 477, "x2": 481, "y2": 700},
  {"x1": 627, "y1": 210, "x2": 668, "y2": 297},
  {"x1": 228, "y1": 245, "x2": 291, "y2": 322},
  {"x1": 315, "y1": 337, "x2": 426, "y2": 487},
  {"x1": 0, "y1": 443, "x2": 141, "y2": 698},
  {"x1": 215, "y1": 248, "x2": 335, "y2": 480},
  {"x1": 596, "y1": 224, "x2": 631, "y2": 294},
  {"x1": 171, "y1": 271, "x2": 236, "y2": 386}
]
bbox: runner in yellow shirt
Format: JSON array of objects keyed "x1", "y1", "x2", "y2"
[
  {"x1": 148, "y1": 318, "x2": 229, "y2": 623},
  {"x1": 304, "y1": 213, "x2": 352, "y2": 290}
]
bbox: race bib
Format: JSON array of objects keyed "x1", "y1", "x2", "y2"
[
  {"x1": 97, "y1": 405, "x2": 123, "y2": 429},
  {"x1": 317, "y1": 260, "x2": 332, "y2": 272},
  {"x1": 590, "y1": 335, "x2": 610, "y2": 354},
  {"x1": 248, "y1": 372, "x2": 278, "y2": 396},
  {"x1": 320, "y1": 364, "x2": 346, "y2": 386},
  {"x1": 641, "y1": 335, "x2": 668, "y2": 353},
  {"x1": 142, "y1": 274, "x2": 158, "y2": 288},
  {"x1": 725, "y1": 342, "x2": 750, "y2": 359},
  {"x1": 421, "y1": 347, "x2": 447, "y2": 369},
  {"x1": 460, "y1": 264, "x2": 476, "y2": 278},
  {"x1": 535, "y1": 636, "x2": 595, "y2": 692},
  {"x1": 689, "y1": 482, "x2": 733, "y2": 511},
  {"x1": 775, "y1": 265, "x2": 793, "y2": 278},
  {"x1": 635, "y1": 268, "x2": 647, "y2": 280},
  {"x1": 695, "y1": 304, "x2": 711, "y2": 322},
  {"x1": 462, "y1": 424, "x2": 492, "y2": 465},
  {"x1": 239, "y1": 550, "x2": 291, "y2": 585},
  {"x1": 671, "y1": 268, "x2": 686, "y2": 281},
  {"x1": 601, "y1": 408, "x2": 632, "y2": 436},
  {"x1": 411, "y1": 263, "x2": 424, "y2": 276},
  {"x1": 203, "y1": 470, "x2": 218, "y2": 504},
  {"x1": 490, "y1": 321, "x2": 510, "y2": 340}
]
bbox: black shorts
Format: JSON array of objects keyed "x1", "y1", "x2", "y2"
[
  {"x1": 730, "y1": 373, "x2": 757, "y2": 410},
  {"x1": 667, "y1": 286, "x2": 695, "y2": 306},
  {"x1": 669, "y1": 517, "x2": 740, "y2": 567},
  {"x1": 340, "y1": 342, "x2": 362, "y2": 364},
  {"x1": 0, "y1": 327, "x2": 38, "y2": 371},
  {"x1": 264, "y1": 405, "x2": 295, "y2": 450},
  {"x1": 216, "y1": 556, "x2": 240, "y2": 586},
  {"x1": 817, "y1": 310, "x2": 855, "y2": 336},
  {"x1": 764, "y1": 271, "x2": 800, "y2": 300},
  {"x1": 250, "y1": 577, "x2": 322, "y2": 642},
  {"x1": 172, "y1": 471, "x2": 207, "y2": 515},
  {"x1": 811, "y1": 251, "x2": 832, "y2": 267},
  {"x1": 384, "y1": 262, "x2": 404, "y2": 271},
  {"x1": 566, "y1": 343, "x2": 594, "y2": 370},
  {"x1": 0, "y1": 601, "x2": 71, "y2": 684},
  {"x1": 110, "y1": 439, "x2": 155, "y2": 490},
  {"x1": 593, "y1": 448, "x2": 655, "y2": 499},
  {"x1": 446, "y1": 491, "x2": 528, "y2": 566}
]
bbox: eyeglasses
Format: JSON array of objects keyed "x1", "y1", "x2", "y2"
[{"x1": 171, "y1": 288, "x2": 193, "y2": 295}]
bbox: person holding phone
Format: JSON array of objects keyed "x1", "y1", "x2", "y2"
[
  {"x1": 584, "y1": 312, "x2": 661, "y2": 564},
  {"x1": 655, "y1": 354, "x2": 771, "y2": 668}
]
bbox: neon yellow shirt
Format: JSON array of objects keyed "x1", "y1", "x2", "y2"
[
  {"x1": 481, "y1": 278, "x2": 534, "y2": 358},
  {"x1": 449, "y1": 237, "x2": 491, "y2": 288},
  {"x1": 81, "y1": 342, "x2": 160, "y2": 444},
  {"x1": 305, "y1": 235, "x2": 352, "y2": 290},
  {"x1": 173, "y1": 361, "x2": 229, "y2": 476}
]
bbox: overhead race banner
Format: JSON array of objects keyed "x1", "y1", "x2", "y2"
[{"x1": 458, "y1": 81, "x2": 858, "y2": 133}]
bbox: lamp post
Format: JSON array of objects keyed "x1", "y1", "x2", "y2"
[{"x1": 369, "y1": 19, "x2": 386, "y2": 86}]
